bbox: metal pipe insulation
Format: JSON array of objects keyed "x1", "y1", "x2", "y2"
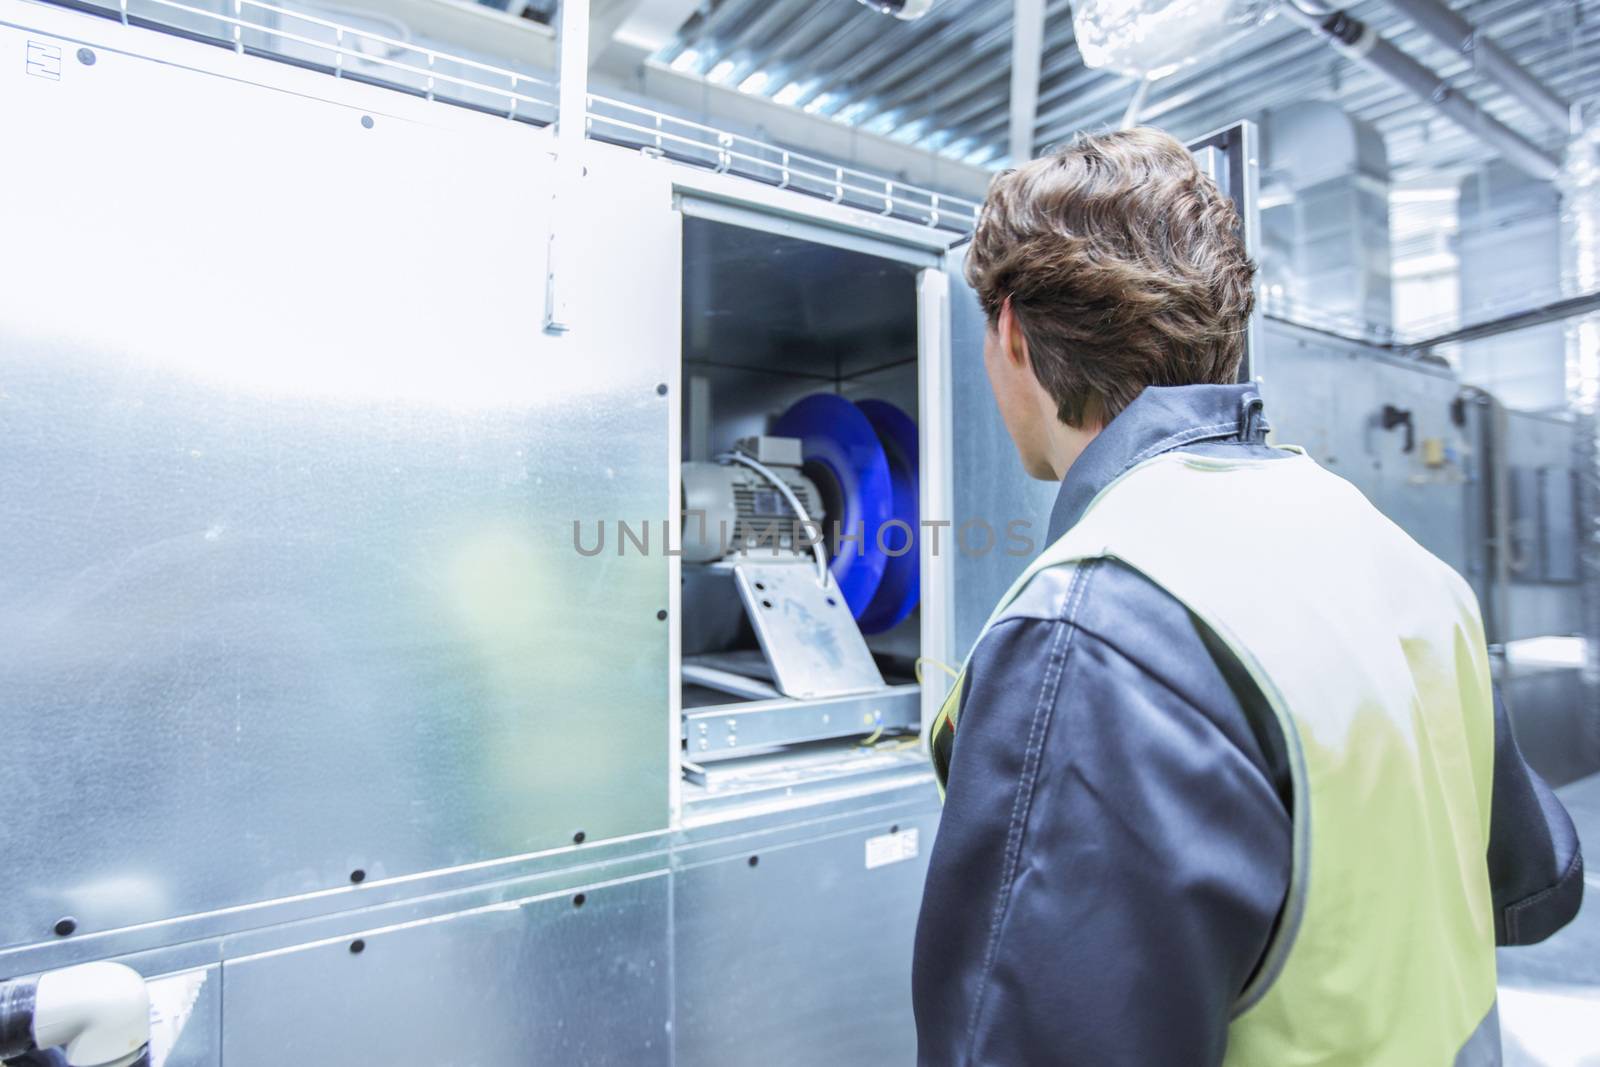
[
  {"x1": 1379, "y1": 0, "x2": 1571, "y2": 135},
  {"x1": 1280, "y1": 3, "x2": 1560, "y2": 182},
  {"x1": 0, "y1": 964, "x2": 149, "y2": 1067}
]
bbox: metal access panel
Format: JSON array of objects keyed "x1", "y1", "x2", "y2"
[
  {"x1": 220, "y1": 874, "x2": 672, "y2": 1065},
  {"x1": 674, "y1": 804, "x2": 939, "y2": 1066},
  {"x1": 1499, "y1": 408, "x2": 1583, "y2": 640},
  {"x1": 1259, "y1": 321, "x2": 1473, "y2": 578},
  {"x1": 0, "y1": 6, "x2": 674, "y2": 948},
  {"x1": 942, "y1": 123, "x2": 1261, "y2": 657}
]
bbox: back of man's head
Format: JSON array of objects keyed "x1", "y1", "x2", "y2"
[{"x1": 965, "y1": 127, "x2": 1256, "y2": 428}]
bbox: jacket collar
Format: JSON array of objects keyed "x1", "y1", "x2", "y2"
[{"x1": 1046, "y1": 383, "x2": 1270, "y2": 542}]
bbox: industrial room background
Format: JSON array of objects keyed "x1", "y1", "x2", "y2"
[{"x1": 1, "y1": 0, "x2": 1597, "y2": 1063}]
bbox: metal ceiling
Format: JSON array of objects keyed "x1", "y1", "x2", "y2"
[{"x1": 655, "y1": 0, "x2": 1599, "y2": 183}]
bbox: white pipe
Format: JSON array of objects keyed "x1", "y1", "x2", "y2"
[
  {"x1": 18, "y1": 963, "x2": 150, "y2": 1067},
  {"x1": 1009, "y1": 0, "x2": 1046, "y2": 162}
]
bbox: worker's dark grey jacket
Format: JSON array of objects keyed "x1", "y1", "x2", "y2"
[{"x1": 912, "y1": 383, "x2": 1585, "y2": 1066}]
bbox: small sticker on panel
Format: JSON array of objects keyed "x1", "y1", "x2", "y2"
[
  {"x1": 865, "y1": 827, "x2": 920, "y2": 869},
  {"x1": 26, "y1": 41, "x2": 62, "y2": 80}
]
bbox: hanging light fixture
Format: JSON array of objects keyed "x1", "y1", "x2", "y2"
[
  {"x1": 1072, "y1": 0, "x2": 1273, "y2": 79},
  {"x1": 853, "y1": 0, "x2": 936, "y2": 19}
]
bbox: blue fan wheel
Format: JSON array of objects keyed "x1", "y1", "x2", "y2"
[
  {"x1": 771, "y1": 394, "x2": 893, "y2": 619},
  {"x1": 855, "y1": 399, "x2": 920, "y2": 634}
]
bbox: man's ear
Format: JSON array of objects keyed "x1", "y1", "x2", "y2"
[{"x1": 997, "y1": 297, "x2": 1030, "y2": 370}]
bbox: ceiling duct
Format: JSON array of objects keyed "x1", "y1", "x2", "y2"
[
  {"x1": 1281, "y1": 2, "x2": 1561, "y2": 183},
  {"x1": 1380, "y1": 0, "x2": 1571, "y2": 135}
]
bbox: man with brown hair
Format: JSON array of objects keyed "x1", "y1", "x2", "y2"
[{"x1": 912, "y1": 128, "x2": 1582, "y2": 1066}]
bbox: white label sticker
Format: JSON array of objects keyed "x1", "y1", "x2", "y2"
[{"x1": 865, "y1": 827, "x2": 920, "y2": 869}]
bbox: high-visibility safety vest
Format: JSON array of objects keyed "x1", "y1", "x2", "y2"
[{"x1": 930, "y1": 447, "x2": 1501, "y2": 1066}]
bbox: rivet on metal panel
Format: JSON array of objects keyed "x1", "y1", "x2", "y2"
[
  {"x1": 572, "y1": 830, "x2": 586, "y2": 844},
  {"x1": 76, "y1": 48, "x2": 95, "y2": 66},
  {"x1": 349, "y1": 868, "x2": 366, "y2": 884},
  {"x1": 747, "y1": 855, "x2": 759, "y2": 868},
  {"x1": 572, "y1": 893, "x2": 587, "y2": 908},
  {"x1": 349, "y1": 939, "x2": 365, "y2": 954},
  {"x1": 656, "y1": 383, "x2": 669, "y2": 396},
  {"x1": 656, "y1": 609, "x2": 667, "y2": 620},
  {"x1": 52, "y1": 917, "x2": 76, "y2": 937},
  {"x1": 890, "y1": 824, "x2": 900, "y2": 834},
  {"x1": 361, "y1": 115, "x2": 374, "y2": 129}
]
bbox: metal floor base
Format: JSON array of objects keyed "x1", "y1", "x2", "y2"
[{"x1": 1497, "y1": 771, "x2": 1600, "y2": 1066}]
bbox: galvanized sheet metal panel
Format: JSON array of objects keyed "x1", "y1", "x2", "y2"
[
  {"x1": 220, "y1": 874, "x2": 672, "y2": 1066},
  {"x1": 0, "y1": 15, "x2": 672, "y2": 948},
  {"x1": 674, "y1": 810, "x2": 938, "y2": 1067}
]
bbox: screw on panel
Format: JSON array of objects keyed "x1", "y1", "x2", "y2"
[
  {"x1": 656, "y1": 383, "x2": 669, "y2": 396},
  {"x1": 361, "y1": 115, "x2": 375, "y2": 129},
  {"x1": 747, "y1": 855, "x2": 759, "y2": 868},
  {"x1": 890, "y1": 824, "x2": 900, "y2": 834},
  {"x1": 572, "y1": 830, "x2": 586, "y2": 844},
  {"x1": 349, "y1": 939, "x2": 366, "y2": 954},
  {"x1": 76, "y1": 48, "x2": 95, "y2": 65},
  {"x1": 53, "y1": 917, "x2": 77, "y2": 937},
  {"x1": 656, "y1": 609, "x2": 667, "y2": 621},
  {"x1": 349, "y1": 869, "x2": 366, "y2": 884},
  {"x1": 572, "y1": 893, "x2": 587, "y2": 908}
]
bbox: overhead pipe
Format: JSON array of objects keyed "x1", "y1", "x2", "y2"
[
  {"x1": 1280, "y1": 2, "x2": 1560, "y2": 182},
  {"x1": 1380, "y1": 0, "x2": 1571, "y2": 135}
]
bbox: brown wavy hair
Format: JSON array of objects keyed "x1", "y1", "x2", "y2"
[{"x1": 965, "y1": 127, "x2": 1256, "y2": 428}]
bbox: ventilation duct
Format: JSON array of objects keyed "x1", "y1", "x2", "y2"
[{"x1": 1258, "y1": 101, "x2": 1392, "y2": 337}]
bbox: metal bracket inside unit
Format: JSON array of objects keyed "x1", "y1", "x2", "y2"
[{"x1": 732, "y1": 561, "x2": 884, "y2": 699}]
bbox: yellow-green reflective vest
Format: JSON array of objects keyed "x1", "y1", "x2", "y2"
[{"x1": 931, "y1": 447, "x2": 1499, "y2": 1066}]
